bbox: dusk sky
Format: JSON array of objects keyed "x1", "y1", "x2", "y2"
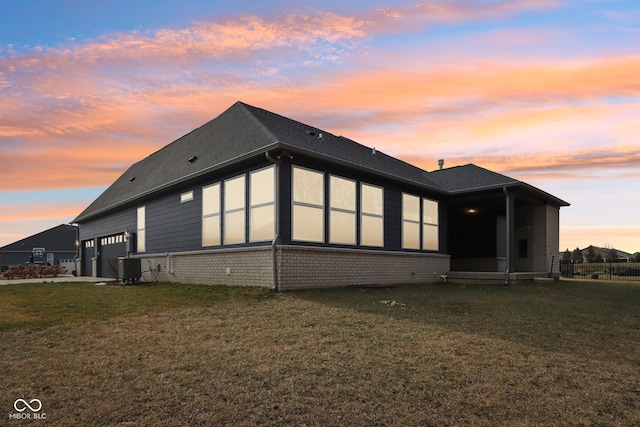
[{"x1": 1, "y1": 0, "x2": 639, "y2": 253}]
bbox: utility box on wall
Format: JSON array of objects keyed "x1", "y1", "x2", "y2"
[{"x1": 118, "y1": 257, "x2": 141, "y2": 282}]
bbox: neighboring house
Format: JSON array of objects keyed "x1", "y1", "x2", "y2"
[
  {"x1": 578, "y1": 245, "x2": 635, "y2": 263},
  {"x1": 73, "y1": 102, "x2": 569, "y2": 289},
  {"x1": 0, "y1": 224, "x2": 78, "y2": 273}
]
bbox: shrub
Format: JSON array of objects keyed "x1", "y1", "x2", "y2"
[{"x1": 2, "y1": 264, "x2": 67, "y2": 279}]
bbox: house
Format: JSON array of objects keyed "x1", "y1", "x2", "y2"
[
  {"x1": 73, "y1": 102, "x2": 569, "y2": 289},
  {"x1": 577, "y1": 245, "x2": 635, "y2": 263},
  {"x1": 0, "y1": 224, "x2": 78, "y2": 273}
]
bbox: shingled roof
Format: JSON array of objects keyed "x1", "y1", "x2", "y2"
[
  {"x1": 74, "y1": 102, "x2": 447, "y2": 222},
  {"x1": 74, "y1": 101, "x2": 567, "y2": 222},
  {"x1": 430, "y1": 163, "x2": 569, "y2": 206},
  {"x1": 429, "y1": 163, "x2": 519, "y2": 192},
  {"x1": 0, "y1": 224, "x2": 77, "y2": 252}
]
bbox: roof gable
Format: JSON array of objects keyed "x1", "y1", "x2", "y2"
[
  {"x1": 0, "y1": 224, "x2": 77, "y2": 252},
  {"x1": 74, "y1": 102, "x2": 280, "y2": 222}
]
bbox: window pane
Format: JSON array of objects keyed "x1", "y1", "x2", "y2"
[
  {"x1": 203, "y1": 215, "x2": 220, "y2": 246},
  {"x1": 330, "y1": 210, "x2": 355, "y2": 244},
  {"x1": 330, "y1": 176, "x2": 355, "y2": 211},
  {"x1": 293, "y1": 167, "x2": 323, "y2": 205},
  {"x1": 402, "y1": 194, "x2": 420, "y2": 222},
  {"x1": 224, "y1": 210, "x2": 245, "y2": 244},
  {"x1": 423, "y1": 224, "x2": 439, "y2": 251},
  {"x1": 250, "y1": 205, "x2": 274, "y2": 242},
  {"x1": 423, "y1": 199, "x2": 438, "y2": 225},
  {"x1": 361, "y1": 215, "x2": 383, "y2": 247},
  {"x1": 203, "y1": 183, "x2": 220, "y2": 215},
  {"x1": 361, "y1": 184, "x2": 383, "y2": 215},
  {"x1": 402, "y1": 221, "x2": 420, "y2": 249},
  {"x1": 251, "y1": 167, "x2": 275, "y2": 206},
  {"x1": 137, "y1": 229, "x2": 146, "y2": 252},
  {"x1": 137, "y1": 206, "x2": 145, "y2": 229},
  {"x1": 225, "y1": 175, "x2": 245, "y2": 211},
  {"x1": 293, "y1": 205, "x2": 323, "y2": 242},
  {"x1": 181, "y1": 191, "x2": 194, "y2": 203}
]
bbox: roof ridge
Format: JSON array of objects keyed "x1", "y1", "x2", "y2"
[{"x1": 234, "y1": 101, "x2": 282, "y2": 145}]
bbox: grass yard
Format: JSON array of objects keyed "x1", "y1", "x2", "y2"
[{"x1": 1, "y1": 280, "x2": 639, "y2": 426}]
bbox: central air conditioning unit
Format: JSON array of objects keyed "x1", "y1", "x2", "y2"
[{"x1": 118, "y1": 257, "x2": 141, "y2": 283}]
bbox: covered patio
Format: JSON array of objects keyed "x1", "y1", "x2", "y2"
[{"x1": 437, "y1": 173, "x2": 569, "y2": 285}]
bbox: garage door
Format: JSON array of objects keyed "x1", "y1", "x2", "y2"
[{"x1": 98, "y1": 233, "x2": 127, "y2": 278}]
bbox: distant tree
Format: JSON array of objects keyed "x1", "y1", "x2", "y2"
[
  {"x1": 585, "y1": 246, "x2": 598, "y2": 263},
  {"x1": 571, "y1": 247, "x2": 582, "y2": 263},
  {"x1": 634, "y1": 253, "x2": 640, "y2": 262},
  {"x1": 594, "y1": 253, "x2": 604, "y2": 263},
  {"x1": 562, "y1": 249, "x2": 571, "y2": 263}
]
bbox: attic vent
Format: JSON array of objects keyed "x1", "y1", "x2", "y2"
[
  {"x1": 188, "y1": 155, "x2": 198, "y2": 164},
  {"x1": 129, "y1": 177, "x2": 136, "y2": 182}
]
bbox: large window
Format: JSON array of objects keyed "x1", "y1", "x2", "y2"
[
  {"x1": 224, "y1": 175, "x2": 246, "y2": 244},
  {"x1": 292, "y1": 166, "x2": 324, "y2": 242},
  {"x1": 361, "y1": 183, "x2": 384, "y2": 247},
  {"x1": 137, "y1": 206, "x2": 146, "y2": 252},
  {"x1": 422, "y1": 198, "x2": 439, "y2": 251},
  {"x1": 402, "y1": 193, "x2": 439, "y2": 250},
  {"x1": 250, "y1": 166, "x2": 275, "y2": 242},
  {"x1": 402, "y1": 194, "x2": 420, "y2": 249},
  {"x1": 202, "y1": 183, "x2": 220, "y2": 246},
  {"x1": 329, "y1": 175, "x2": 356, "y2": 244}
]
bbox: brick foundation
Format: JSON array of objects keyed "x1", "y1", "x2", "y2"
[
  {"x1": 132, "y1": 246, "x2": 450, "y2": 290},
  {"x1": 276, "y1": 246, "x2": 450, "y2": 290}
]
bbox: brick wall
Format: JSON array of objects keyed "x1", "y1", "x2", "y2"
[
  {"x1": 531, "y1": 205, "x2": 560, "y2": 273},
  {"x1": 132, "y1": 246, "x2": 450, "y2": 290},
  {"x1": 276, "y1": 246, "x2": 450, "y2": 290},
  {"x1": 135, "y1": 247, "x2": 274, "y2": 288}
]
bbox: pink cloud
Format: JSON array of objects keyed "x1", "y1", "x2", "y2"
[
  {"x1": 364, "y1": 0, "x2": 562, "y2": 33},
  {"x1": 1, "y1": 2, "x2": 637, "y2": 196}
]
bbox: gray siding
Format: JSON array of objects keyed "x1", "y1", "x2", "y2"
[
  {"x1": 79, "y1": 209, "x2": 137, "y2": 243},
  {"x1": 145, "y1": 188, "x2": 202, "y2": 253}
]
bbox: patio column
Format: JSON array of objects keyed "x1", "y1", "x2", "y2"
[{"x1": 503, "y1": 187, "x2": 515, "y2": 281}]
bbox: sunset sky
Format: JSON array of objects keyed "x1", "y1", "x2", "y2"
[{"x1": 1, "y1": 0, "x2": 639, "y2": 254}]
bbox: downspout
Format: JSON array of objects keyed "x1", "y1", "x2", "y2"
[
  {"x1": 265, "y1": 151, "x2": 280, "y2": 291},
  {"x1": 503, "y1": 186, "x2": 511, "y2": 285}
]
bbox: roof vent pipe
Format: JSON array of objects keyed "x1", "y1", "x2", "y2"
[{"x1": 438, "y1": 159, "x2": 444, "y2": 170}]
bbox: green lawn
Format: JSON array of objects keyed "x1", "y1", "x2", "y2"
[{"x1": 1, "y1": 280, "x2": 639, "y2": 426}]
